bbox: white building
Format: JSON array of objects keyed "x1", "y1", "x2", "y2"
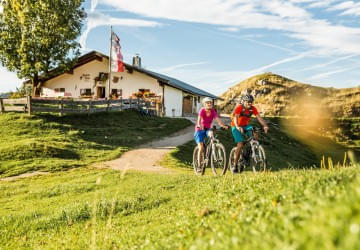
[{"x1": 38, "y1": 51, "x2": 219, "y2": 117}]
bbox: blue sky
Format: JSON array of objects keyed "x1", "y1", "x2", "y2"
[{"x1": 1, "y1": 0, "x2": 360, "y2": 95}]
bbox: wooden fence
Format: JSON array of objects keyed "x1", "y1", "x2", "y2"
[{"x1": 0, "y1": 96, "x2": 163, "y2": 116}]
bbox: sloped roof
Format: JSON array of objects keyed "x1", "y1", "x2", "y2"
[{"x1": 123, "y1": 63, "x2": 218, "y2": 99}]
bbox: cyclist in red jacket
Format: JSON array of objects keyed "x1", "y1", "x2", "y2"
[{"x1": 231, "y1": 94, "x2": 268, "y2": 173}]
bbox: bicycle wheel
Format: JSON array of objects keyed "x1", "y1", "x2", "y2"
[
  {"x1": 227, "y1": 147, "x2": 244, "y2": 174},
  {"x1": 192, "y1": 145, "x2": 205, "y2": 175},
  {"x1": 210, "y1": 143, "x2": 226, "y2": 176},
  {"x1": 250, "y1": 144, "x2": 267, "y2": 172}
]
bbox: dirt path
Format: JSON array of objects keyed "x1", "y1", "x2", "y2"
[
  {"x1": 94, "y1": 125, "x2": 195, "y2": 173},
  {"x1": 0, "y1": 171, "x2": 49, "y2": 182}
]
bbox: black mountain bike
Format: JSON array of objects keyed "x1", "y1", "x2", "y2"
[
  {"x1": 226, "y1": 127, "x2": 267, "y2": 174},
  {"x1": 192, "y1": 127, "x2": 227, "y2": 176}
]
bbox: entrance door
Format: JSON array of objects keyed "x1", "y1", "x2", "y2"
[
  {"x1": 97, "y1": 87, "x2": 105, "y2": 98},
  {"x1": 182, "y1": 96, "x2": 193, "y2": 115}
]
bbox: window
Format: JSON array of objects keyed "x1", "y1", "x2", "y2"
[
  {"x1": 111, "y1": 89, "x2": 122, "y2": 98},
  {"x1": 80, "y1": 88, "x2": 92, "y2": 96},
  {"x1": 54, "y1": 88, "x2": 65, "y2": 93}
]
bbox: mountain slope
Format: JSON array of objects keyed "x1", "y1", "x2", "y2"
[{"x1": 219, "y1": 72, "x2": 360, "y2": 117}]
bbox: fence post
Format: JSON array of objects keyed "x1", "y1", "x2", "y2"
[
  {"x1": 129, "y1": 97, "x2": 132, "y2": 109},
  {"x1": 120, "y1": 96, "x2": 122, "y2": 111},
  {"x1": 0, "y1": 98, "x2": 4, "y2": 113},
  {"x1": 138, "y1": 97, "x2": 140, "y2": 111},
  {"x1": 59, "y1": 98, "x2": 63, "y2": 116},
  {"x1": 106, "y1": 99, "x2": 110, "y2": 112},
  {"x1": 88, "y1": 99, "x2": 92, "y2": 115},
  {"x1": 27, "y1": 96, "x2": 32, "y2": 115}
]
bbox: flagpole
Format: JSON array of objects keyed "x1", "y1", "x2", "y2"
[{"x1": 108, "y1": 25, "x2": 112, "y2": 99}]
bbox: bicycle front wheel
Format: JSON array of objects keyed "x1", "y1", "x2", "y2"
[
  {"x1": 192, "y1": 145, "x2": 205, "y2": 175},
  {"x1": 210, "y1": 143, "x2": 226, "y2": 176},
  {"x1": 250, "y1": 145, "x2": 267, "y2": 172}
]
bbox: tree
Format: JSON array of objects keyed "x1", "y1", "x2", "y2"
[{"x1": 0, "y1": 0, "x2": 86, "y2": 96}]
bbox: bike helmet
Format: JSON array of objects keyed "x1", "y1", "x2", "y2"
[
  {"x1": 242, "y1": 94, "x2": 254, "y2": 103},
  {"x1": 202, "y1": 97, "x2": 213, "y2": 105}
]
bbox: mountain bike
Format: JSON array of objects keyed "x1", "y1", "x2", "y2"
[
  {"x1": 226, "y1": 127, "x2": 267, "y2": 174},
  {"x1": 192, "y1": 127, "x2": 227, "y2": 176}
]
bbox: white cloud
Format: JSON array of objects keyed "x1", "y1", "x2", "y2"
[
  {"x1": 158, "y1": 62, "x2": 208, "y2": 72},
  {"x1": 94, "y1": 0, "x2": 360, "y2": 56},
  {"x1": 308, "y1": 0, "x2": 340, "y2": 8},
  {"x1": 218, "y1": 27, "x2": 239, "y2": 32},
  {"x1": 326, "y1": 1, "x2": 360, "y2": 16},
  {"x1": 307, "y1": 64, "x2": 360, "y2": 80},
  {"x1": 0, "y1": 67, "x2": 23, "y2": 93},
  {"x1": 291, "y1": 54, "x2": 360, "y2": 73},
  {"x1": 79, "y1": 12, "x2": 162, "y2": 50}
]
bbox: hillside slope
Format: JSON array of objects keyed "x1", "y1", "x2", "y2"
[{"x1": 219, "y1": 73, "x2": 360, "y2": 117}]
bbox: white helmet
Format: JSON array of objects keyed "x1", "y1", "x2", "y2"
[{"x1": 202, "y1": 97, "x2": 213, "y2": 105}]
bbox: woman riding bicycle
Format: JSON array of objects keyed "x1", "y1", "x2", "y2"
[
  {"x1": 195, "y1": 97, "x2": 228, "y2": 170},
  {"x1": 231, "y1": 94, "x2": 268, "y2": 173}
]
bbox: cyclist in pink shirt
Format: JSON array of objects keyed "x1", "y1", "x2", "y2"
[{"x1": 195, "y1": 97, "x2": 228, "y2": 168}]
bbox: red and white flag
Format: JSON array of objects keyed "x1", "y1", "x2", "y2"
[{"x1": 111, "y1": 32, "x2": 124, "y2": 72}]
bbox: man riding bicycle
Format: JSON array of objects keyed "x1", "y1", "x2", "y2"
[
  {"x1": 231, "y1": 94, "x2": 268, "y2": 173},
  {"x1": 194, "y1": 97, "x2": 228, "y2": 170}
]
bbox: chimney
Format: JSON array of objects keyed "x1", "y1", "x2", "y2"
[{"x1": 132, "y1": 54, "x2": 141, "y2": 68}]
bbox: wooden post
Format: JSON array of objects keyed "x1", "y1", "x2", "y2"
[
  {"x1": 120, "y1": 96, "x2": 122, "y2": 111},
  {"x1": 27, "y1": 96, "x2": 32, "y2": 115},
  {"x1": 88, "y1": 99, "x2": 92, "y2": 115},
  {"x1": 106, "y1": 99, "x2": 110, "y2": 112},
  {"x1": 129, "y1": 97, "x2": 132, "y2": 109},
  {"x1": 0, "y1": 98, "x2": 4, "y2": 113},
  {"x1": 59, "y1": 98, "x2": 63, "y2": 116}
]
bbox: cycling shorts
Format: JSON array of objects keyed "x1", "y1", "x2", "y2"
[
  {"x1": 194, "y1": 129, "x2": 211, "y2": 144},
  {"x1": 231, "y1": 125, "x2": 253, "y2": 143}
]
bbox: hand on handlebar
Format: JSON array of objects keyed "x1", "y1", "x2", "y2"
[
  {"x1": 263, "y1": 126, "x2": 269, "y2": 134},
  {"x1": 236, "y1": 126, "x2": 244, "y2": 134}
]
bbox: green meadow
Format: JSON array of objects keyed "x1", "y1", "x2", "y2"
[
  {"x1": 0, "y1": 111, "x2": 191, "y2": 178},
  {"x1": 1, "y1": 111, "x2": 360, "y2": 249}
]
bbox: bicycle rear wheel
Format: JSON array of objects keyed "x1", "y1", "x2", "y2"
[
  {"x1": 250, "y1": 144, "x2": 267, "y2": 172},
  {"x1": 210, "y1": 143, "x2": 226, "y2": 176},
  {"x1": 192, "y1": 145, "x2": 205, "y2": 175}
]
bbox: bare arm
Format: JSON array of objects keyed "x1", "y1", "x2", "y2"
[
  {"x1": 215, "y1": 117, "x2": 228, "y2": 129},
  {"x1": 234, "y1": 114, "x2": 244, "y2": 133},
  {"x1": 256, "y1": 115, "x2": 268, "y2": 133},
  {"x1": 196, "y1": 115, "x2": 203, "y2": 129}
]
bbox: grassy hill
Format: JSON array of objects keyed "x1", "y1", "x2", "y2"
[
  {"x1": 0, "y1": 111, "x2": 192, "y2": 178},
  {"x1": 219, "y1": 72, "x2": 360, "y2": 117},
  {"x1": 1, "y1": 109, "x2": 360, "y2": 249}
]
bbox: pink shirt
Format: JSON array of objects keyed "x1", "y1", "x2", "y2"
[{"x1": 196, "y1": 108, "x2": 218, "y2": 131}]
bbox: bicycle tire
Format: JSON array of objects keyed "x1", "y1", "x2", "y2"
[
  {"x1": 250, "y1": 144, "x2": 267, "y2": 172},
  {"x1": 227, "y1": 147, "x2": 245, "y2": 174},
  {"x1": 210, "y1": 143, "x2": 226, "y2": 176},
  {"x1": 192, "y1": 145, "x2": 205, "y2": 175}
]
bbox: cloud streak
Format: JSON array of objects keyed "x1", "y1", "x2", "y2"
[
  {"x1": 79, "y1": 12, "x2": 162, "y2": 50},
  {"x1": 94, "y1": 0, "x2": 360, "y2": 56}
]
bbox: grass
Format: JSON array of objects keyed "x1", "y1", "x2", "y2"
[
  {"x1": 1, "y1": 165, "x2": 360, "y2": 249},
  {"x1": 1, "y1": 111, "x2": 360, "y2": 248},
  {"x1": 0, "y1": 110, "x2": 192, "y2": 178},
  {"x1": 161, "y1": 117, "x2": 359, "y2": 171}
]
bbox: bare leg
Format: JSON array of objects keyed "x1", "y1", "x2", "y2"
[
  {"x1": 234, "y1": 142, "x2": 243, "y2": 167},
  {"x1": 197, "y1": 142, "x2": 204, "y2": 168},
  {"x1": 253, "y1": 130, "x2": 259, "y2": 140}
]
